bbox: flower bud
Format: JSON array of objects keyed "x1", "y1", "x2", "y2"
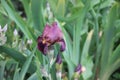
[
  {"x1": 13, "y1": 29, "x2": 18, "y2": 36},
  {"x1": 73, "y1": 64, "x2": 86, "y2": 79},
  {"x1": 55, "y1": 53, "x2": 62, "y2": 78},
  {"x1": 56, "y1": 53, "x2": 62, "y2": 64}
]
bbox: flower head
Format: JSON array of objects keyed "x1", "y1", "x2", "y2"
[{"x1": 37, "y1": 22, "x2": 66, "y2": 55}]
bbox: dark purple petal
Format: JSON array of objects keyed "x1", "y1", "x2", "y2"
[
  {"x1": 75, "y1": 64, "x2": 82, "y2": 74},
  {"x1": 56, "y1": 53, "x2": 62, "y2": 64},
  {"x1": 37, "y1": 36, "x2": 48, "y2": 55},
  {"x1": 58, "y1": 39, "x2": 66, "y2": 52}
]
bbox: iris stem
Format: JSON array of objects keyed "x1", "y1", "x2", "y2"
[{"x1": 46, "y1": 55, "x2": 52, "y2": 80}]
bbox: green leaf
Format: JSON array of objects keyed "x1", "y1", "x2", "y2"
[
  {"x1": 1, "y1": 0, "x2": 34, "y2": 40},
  {"x1": 0, "y1": 46, "x2": 26, "y2": 63},
  {"x1": 62, "y1": 25, "x2": 73, "y2": 59},
  {"x1": 55, "y1": 0, "x2": 65, "y2": 17},
  {"x1": 64, "y1": 57, "x2": 76, "y2": 79},
  {"x1": 108, "y1": 45, "x2": 120, "y2": 72},
  {"x1": 81, "y1": 30, "x2": 94, "y2": 61},
  {"x1": 31, "y1": 0, "x2": 45, "y2": 31},
  {"x1": 0, "y1": 4, "x2": 8, "y2": 16},
  {"x1": 81, "y1": 30, "x2": 94, "y2": 79},
  {"x1": 82, "y1": 56, "x2": 93, "y2": 80},
  {"x1": 48, "y1": 0, "x2": 57, "y2": 15},
  {"x1": 19, "y1": 47, "x2": 36, "y2": 80},
  {"x1": 100, "y1": 2, "x2": 118, "y2": 72},
  {"x1": 21, "y1": 0, "x2": 31, "y2": 19},
  {"x1": 73, "y1": 0, "x2": 91, "y2": 65},
  {"x1": 27, "y1": 73, "x2": 38, "y2": 80},
  {"x1": 100, "y1": 2, "x2": 120, "y2": 80},
  {"x1": 13, "y1": 68, "x2": 20, "y2": 80},
  {"x1": 59, "y1": 22, "x2": 75, "y2": 79},
  {"x1": 0, "y1": 61, "x2": 6, "y2": 80}
]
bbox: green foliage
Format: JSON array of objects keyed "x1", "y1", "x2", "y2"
[{"x1": 0, "y1": 0, "x2": 120, "y2": 80}]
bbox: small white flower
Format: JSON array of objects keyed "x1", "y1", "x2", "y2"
[
  {"x1": 13, "y1": 29, "x2": 18, "y2": 36},
  {"x1": 46, "y1": 3, "x2": 50, "y2": 12},
  {"x1": 2, "y1": 24, "x2": 7, "y2": 32},
  {"x1": 40, "y1": 66, "x2": 48, "y2": 77},
  {"x1": 27, "y1": 39, "x2": 33, "y2": 44},
  {"x1": 0, "y1": 25, "x2": 2, "y2": 32},
  {"x1": 46, "y1": 2, "x2": 53, "y2": 19},
  {"x1": 0, "y1": 24, "x2": 7, "y2": 46},
  {"x1": 0, "y1": 36, "x2": 7, "y2": 46}
]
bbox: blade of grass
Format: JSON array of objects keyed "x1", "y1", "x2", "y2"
[
  {"x1": 90, "y1": 0, "x2": 101, "y2": 78},
  {"x1": 100, "y1": 2, "x2": 120, "y2": 79},
  {"x1": 27, "y1": 73, "x2": 38, "y2": 80},
  {"x1": 19, "y1": 46, "x2": 36, "y2": 80},
  {"x1": 61, "y1": 25, "x2": 72, "y2": 59},
  {"x1": 99, "y1": 45, "x2": 120, "y2": 80},
  {"x1": 81, "y1": 30, "x2": 94, "y2": 79},
  {"x1": 1, "y1": 0, "x2": 34, "y2": 40},
  {"x1": 73, "y1": 0, "x2": 91, "y2": 65},
  {"x1": 55, "y1": 0, "x2": 65, "y2": 17},
  {"x1": 58, "y1": 22, "x2": 75, "y2": 79},
  {"x1": 0, "y1": 46, "x2": 36, "y2": 73},
  {"x1": 0, "y1": 61, "x2": 6, "y2": 80},
  {"x1": 20, "y1": 0, "x2": 31, "y2": 19},
  {"x1": 0, "y1": 46, "x2": 26, "y2": 63},
  {"x1": 31, "y1": 0, "x2": 45, "y2": 31},
  {"x1": 35, "y1": 56, "x2": 43, "y2": 80},
  {"x1": 13, "y1": 63, "x2": 20, "y2": 80},
  {"x1": 49, "y1": 1, "x2": 84, "y2": 23},
  {"x1": 100, "y1": 2, "x2": 118, "y2": 71},
  {"x1": 13, "y1": 69, "x2": 20, "y2": 80},
  {"x1": 109, "y1": 45, "x2": 120, "y2": 72},
  {"x1": 81, "y1": 30, "x2": 94, "y2": 61},
  {"x1": 62, "y1": 28, "x2": 75, "y2": 79}
]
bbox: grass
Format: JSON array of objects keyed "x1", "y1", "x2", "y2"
[{"x1": 0, "y1": 0, "x2": 120, "y2": 80}]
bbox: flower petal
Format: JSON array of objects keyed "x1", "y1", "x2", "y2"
[
  {"x1": 37, "y1": 36, "x2": 48, "y2": 55},
  {"x1": 58, "y1": 39, "x2": 66, "y2": 52},
  {"x1": 3, "y1": 24, "x2": 7, "y2": 32},
  {"x1": 42, "y1": 24, "x2": 51, "y2": 36},
  {"x1": 56, "y1": 53, "x2": 62, "y2": 64},
  {"x1": 75, "y1": 64, "x2": 82, "y2": 73},
  {"x1": 0, "y1": 25, "x2": 2, "y2": 32},
  {"x1": 43, "y1": 22, "x2": 63, "y2": 43}
]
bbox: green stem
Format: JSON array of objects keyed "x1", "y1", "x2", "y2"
[{"x1": 90, "y1": 2, "x2": 101, "y2": 79}]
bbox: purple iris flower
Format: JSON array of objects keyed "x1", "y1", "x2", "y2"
[{"x1": 37, "y1": 22, "x2": 66, "y2": 55}]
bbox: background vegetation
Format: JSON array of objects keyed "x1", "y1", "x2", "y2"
[{"x1": 0, "y1": 0, "x2": 120, "y2": 80}]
